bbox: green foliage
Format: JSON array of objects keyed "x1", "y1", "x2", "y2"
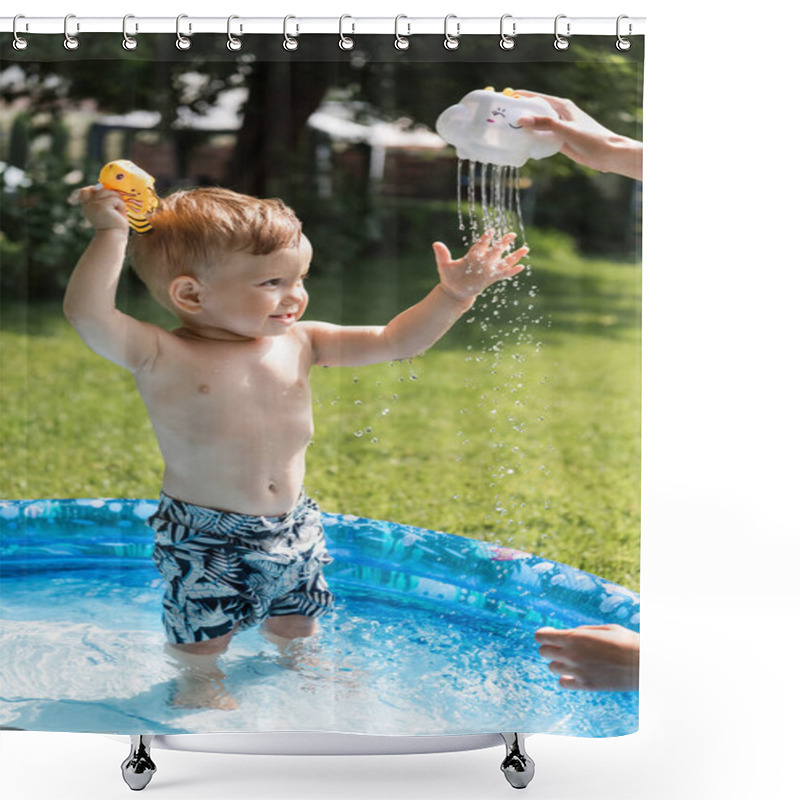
[
  {"x1": 524, "y1": 228, "x2": 579, "y2": 262},
  {"x1": 0, "y1": 233, "x2": 25, "y2": 281},
  {"x1": 2, "y1": 35, "x2": 642, "y2": 259},
  {"x1": 0, "y1": 158, "x2": 92, "y2": 299},
  {"x1": 8, "y1": 112, "x2": 32, "y2": 169},
  {"x1": 50, "y1": 115, "x2": 71, "y2": 161}
]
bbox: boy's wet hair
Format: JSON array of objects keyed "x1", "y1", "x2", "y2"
[{"x1": 128, "y1": 187, "x2": 303, "y2": 310}]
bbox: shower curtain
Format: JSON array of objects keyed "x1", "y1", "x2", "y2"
[{"x1": 1, "y1": 24, "x2": 643, "y2": 739}]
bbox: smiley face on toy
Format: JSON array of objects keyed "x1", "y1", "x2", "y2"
[{"x1": 486, "y1": 105, "x2": 523, "y2": 130}]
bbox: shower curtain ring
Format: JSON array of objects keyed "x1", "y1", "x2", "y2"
[
  {"x1": 339, "y1": 15, "x2": 355, "y2": 50},
  {"x1": 122, "y1": 15, "x2": 138, "y2": 51},
  {"x1": 616, "y1": 15, "x2": 632, "y2": 51},
  {"x1": 394, "y1": 15, "x2": 411, "y2": 50},
  {"x1": 63, "y1": 14, "x2": 79, "y2": 51},
  {"x1": 499, "y1": 14, "x2": 516, "y2": 50},
  {"x1": 283, "y1": 16, "x2": 299, "y2": 51},
  {"x1": 12, "y1": 15, "x2": 28, "y2": 51},
  {"x1": 175, "y1": 14, "x2": 192, "y2": 50},
  {"x1": 554, "y1": 14, "x2": 570, "y2": 50},
  {"x1": 444, "y1": 14, "x2": 460, "y2": 50},
  {"x1": 227, "y1": 15, "x2": 243, "y2": 51}
]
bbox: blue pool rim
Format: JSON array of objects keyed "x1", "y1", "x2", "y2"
[{"x1": 0, "y1": 498, "x2": 639, "y2": 632}]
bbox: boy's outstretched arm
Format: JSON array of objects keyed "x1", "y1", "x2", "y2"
[
  {"x1": 307, "y1": 231, "x2": 528, "y2": 368},
  {"x1": 63, "y1": 186, "x2": 160, "y2": 373}
]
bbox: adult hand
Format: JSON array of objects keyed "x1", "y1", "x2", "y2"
[
  {"x1": 535, "y1": 624, "x2": 640, "y2": 691},
  {"x1": 516, "y1": 91, "x2": 642, "y2": 180}
]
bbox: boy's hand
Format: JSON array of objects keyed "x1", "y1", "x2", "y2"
[
  {"x1": 74, "y1": 185, "x2": 129, "y2": 234},
  {"x1": 432, "y1": 231, "x2": 529, "y2": 304}
]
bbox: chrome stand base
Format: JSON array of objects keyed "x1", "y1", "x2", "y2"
[
  {"x1": 500, "y1": 733, "x2": 535, "y2": 789},
  {"x1": 121, "y1": 735, "x2": 156, "y2": 791},
  {"x1": 117, "y1": 732, "x2": 530, "y2": 790}
]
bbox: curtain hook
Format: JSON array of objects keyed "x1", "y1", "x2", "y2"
[
  {"x1": 444, "y1": 14, "x2": 460, "y2": 50},
  {"x1": 616, "y1": 15, "x2": 632, "y2": 51},
  {"x1": 175, "y1": 14, "x2": 192, "y2": 50},
  {"x1": 122, "y1": 15, "x2": 138, "y2": 51},
  {"x1": 12, "y1": 15, "x2": 28, "y2": 51},
  {"x1": 394, "y1": 15, "x2": 411, "y2": 50},
  {"x1": 227, "y1": 15, "x2": 242, "y2": 51},
  {"x1": 339, "y1": 15, "x2": 355, "y2": 50},
  {"x1": 554, "y1": 14, "x2": 570, "y2": 50},
  {"x1": 63, "y1": 14, "x2": 79, "y2": 51},
  {"x1": 499, "y1": 14, "x2": 516, "y2": 50},
  {"x1": 283, "y1": 15, "x2": 299, "y2": 51}
]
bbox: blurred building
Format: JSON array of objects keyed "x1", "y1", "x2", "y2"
[{"x1": 84, "y1": 95, "x2": 453, "y2": 199}]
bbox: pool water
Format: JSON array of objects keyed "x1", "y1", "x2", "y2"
[{"x1": 1, "y1": 499, "x2": 638, "y2": 737}]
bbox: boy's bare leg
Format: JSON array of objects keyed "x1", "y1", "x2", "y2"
[
  {"x1": 260, "y1": 615, "x2": 324, "y2": 673},
  {"x1": 165, "y1": 628, "x2": 239, "y2": 709},
  {"x1": 261, "y1": 614, "x2": 317, "y2": 652},
  {"x1": 260, "y1": 616, "x2": 362, "y2": 686}
]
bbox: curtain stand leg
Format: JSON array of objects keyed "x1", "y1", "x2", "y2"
[
  {"x1": 500, "y1": 732, "x2": 535, "y2": 789},
  {"x1": 121, "y1": 735, "x2": 156, "y2": 791}
]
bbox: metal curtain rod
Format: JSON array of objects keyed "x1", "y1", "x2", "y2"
[{"x1": 1, "y1": 15, "x2": 646, "y2": 37}]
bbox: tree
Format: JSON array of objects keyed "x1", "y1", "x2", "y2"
[
  {"x1": 225, "y1": 60, "x2": 333, "y2": 196},
  {"x1": 2, "y1": 34, "x2": 641, "y2": 195},
  {"x1": 1, "y1": 33, "x2": 643, "y2": 298}
]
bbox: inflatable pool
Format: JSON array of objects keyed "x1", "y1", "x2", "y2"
[{"x1": 1, "y1": 498, "x2": 639, "y2": 789}]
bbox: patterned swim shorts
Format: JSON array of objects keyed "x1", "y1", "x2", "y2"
[{"x1": 148, "y1": 491, "x2": 334, "y2": 644}]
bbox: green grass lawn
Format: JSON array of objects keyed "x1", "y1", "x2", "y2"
[{"x1": 0, "y1": 235, "x2": 641, "y2": 589}]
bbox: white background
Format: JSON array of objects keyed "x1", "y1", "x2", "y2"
[{"x1": 2, "y1": 1, "x2": 798, "y2": 798}]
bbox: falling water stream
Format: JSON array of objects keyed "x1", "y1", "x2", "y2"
[
  {"x1": 342, "y1": 156, "x2": 544, "y2": 545},
  {"x1": 457, "y1": 159, "x2": 528, "y2": 247},
  {"x1": 451, "y1": 158, "x2": 546, "y2": 545}
]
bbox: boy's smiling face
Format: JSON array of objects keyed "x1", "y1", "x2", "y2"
[{"x1": 185, "y1": 234, "x2": 312, "y2": 341}]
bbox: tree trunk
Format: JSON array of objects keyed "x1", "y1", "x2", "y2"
[{"x1": 226, "y1": 61, "x2": 332, "y2": 197}]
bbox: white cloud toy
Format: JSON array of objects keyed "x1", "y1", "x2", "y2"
[{"x1": 435, "y1": 88, "x2": 564, "y2": 168}]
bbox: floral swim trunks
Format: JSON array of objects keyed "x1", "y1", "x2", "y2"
[{"x1": 148, "y1": 491, "x2": 334, "y2": 644}]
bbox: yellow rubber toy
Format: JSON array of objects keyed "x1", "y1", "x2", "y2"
[{"x1": 98, "y1": 160, "x2": 159, "y2": 234}]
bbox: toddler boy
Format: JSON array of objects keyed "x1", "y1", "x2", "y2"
[{"x1": 65, "y1": 185, "x2": 527, "y2": 707}]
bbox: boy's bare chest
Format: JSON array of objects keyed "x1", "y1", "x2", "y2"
[{"x1": 140, "y1": 335, "x2": 312, "y2": 412}]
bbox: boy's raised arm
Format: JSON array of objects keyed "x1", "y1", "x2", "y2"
[
  {"x1": 307, "y1": 231, "x2": 528, "y2": 368},
  {"x1": 63, "y1": 187, "x2": 160, "y2": 373}
]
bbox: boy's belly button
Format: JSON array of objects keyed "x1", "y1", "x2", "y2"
[{"x1": 198, "y1": 384, "x2": 210, "y2": 394}]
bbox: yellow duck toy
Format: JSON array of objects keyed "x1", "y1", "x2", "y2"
[{"x1": 98, "y1": 160, "x2": 159, "y2": 234}]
